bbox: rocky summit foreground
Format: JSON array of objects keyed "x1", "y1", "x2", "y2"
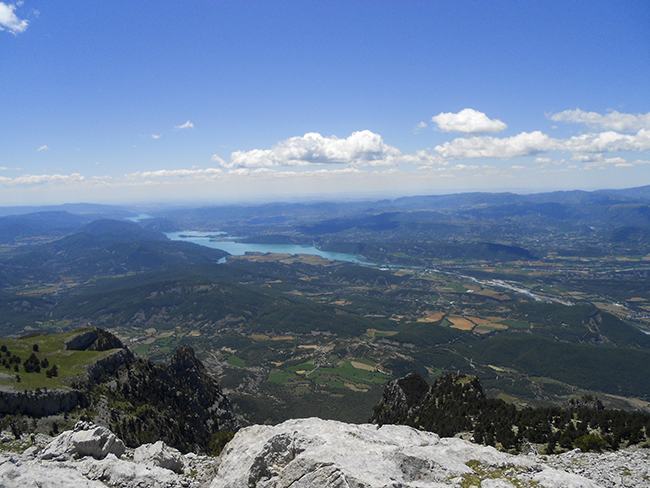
[
  {"x1": 1, "y1": 418, "x2": 650, "y2": 487},
  {"x1": 211, "y1": 417, "x2": 650, "y2": 488}
]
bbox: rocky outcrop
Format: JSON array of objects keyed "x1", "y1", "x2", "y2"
[
  {"x1": 370, "y1": 371, "x2": 431, "y2": 425},
  {"x1": 0, "y1": 423, "x2": 217, "y2": 488},
  {"x1": 65, "y1": 327, "x2": 125, "y2": 351},
  {"x1": 0, "y1": 388, "x2": 88, "y2": 416},
  {"x1": 2, "y1": 419, "x2": 649, "y2": 487},
  {"x1": 210, "y1": 417, "x2": 632, "y2": 488},
  {"x1": 39, "y1": 421, "x2": 126, "y2": 460},
  {"x1": 82, "y1": 347, "x2": 133, "y2": 384},
  {"x1": 107, "y1": 345, "x2": 239, "y2": 454}
]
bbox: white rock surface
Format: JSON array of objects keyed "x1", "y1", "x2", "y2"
[
  {"x1": 134, "y1": 440, "x2": 185, "y2": 473},
  {"x1": 0, "y1": 452, "x2": 198, "y2": 488},
  {"x1": 1, "y1": 418, "x2": 649, "y2": 487},
  {"x1": 533, "y1": 447, "x2": 650, "y2": 487},
  {"x1": 39, "y1": 421, "x2": 126, "y2": 460},
  {"x1": 210, "y1": 418, "x2": 606, "y2": 488}
]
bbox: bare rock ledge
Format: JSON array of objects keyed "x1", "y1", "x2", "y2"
[
  {"x1": 1, "y1": 418, "x2": 649, "y2": 487},
  {"x1": 211, "y1": 417, "x2": 649, "y2": 488}
]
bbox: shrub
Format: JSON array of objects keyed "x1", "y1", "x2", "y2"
[{"x1": 574, "y1": 433, "x2": 608, "y2": 452}]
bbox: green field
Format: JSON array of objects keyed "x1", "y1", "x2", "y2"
[{"x1": 0, "y1": 329, "x2": 120, "y2": 391}]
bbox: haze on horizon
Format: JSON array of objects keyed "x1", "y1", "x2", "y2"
[{"x1": 1, "y1": 1, "x2": 648, "y2": 207}]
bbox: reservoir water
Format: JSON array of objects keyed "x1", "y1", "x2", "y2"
[
  {"x1": 166, "y1": 231, "x2": 375, "y2": 266},
  {"x1": 126, "y1": 213, "x2": 154, "y2": 222}
]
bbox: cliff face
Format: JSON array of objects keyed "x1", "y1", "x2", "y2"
[{"x1": 0, "y1": 388, "x2": 88, "y2": 416}]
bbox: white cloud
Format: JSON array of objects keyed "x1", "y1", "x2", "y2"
[
  {"x1": 414, "y1": 121, "x2": 427, "y2": 133},
  {"x1": 211, "y1": 154, "x2": 226, "y2": 166},
  {"x1": 0, "y1": 173, "x2": 84, "y2": 186},
  {"x1": 562, "y1": 129, "x2": 650, "y2": 153},
  {"x1": 152, "y1": 134, "x2": 161, "y2": 139},
  {"x1": 0, "y1": 2, "x2": 28, "y2": 34},
  {"x1": 434, "y1": 131, "x2": 556, "y2": 159},
  {"x1": 223, "y1": 131, "x2": 402, "y2": 168},
  {"x1": 37, "y1": 145, "x2": 49, "y2": 151},
  {"x1": 584, "y1": 157, "x2": 627, "y2": 168},
  {"x1": 124, "y1": 168, "x2": 223, "y2": 180},
  {"x1": 534, "y1": 157, "x2": 552, "y2": 164},
  {"x1": 400, "y1": 150, "x2": 444, "y2": 167},
  {"x1": 174, "y1": 120, "x2": 194, "y2": 130},
  {"x1": 431, "y1": 109, "x2": 507, "y2": 134},
  {"x1": 549, "y1": 109, "x2": 650, "y2": 132},
  {"x1": 449, "y1": 164, "x2": 479, "y2": 171},
  {"x1": 241, "y1": 167, "x2": 365, "y2": 179}
]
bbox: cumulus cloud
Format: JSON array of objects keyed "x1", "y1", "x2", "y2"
[
  {"x1": 222, "y1": 131, "x2": 402, "y2": 168},
  {"x1": 549, "y1": 109, "x2": 650, "y2": 132},
  {"x1": 431, "y1": 109, "x2": 507, "y2": 134},
  {"x1": 434, "y1": 131, "x2": 556, "y2": 159},
  {"x1": 0, "y1": 2, "x2": 28, "y2": 34},
  {"x1": 534, "y1": 157, "x2": 552, "y2": 164},
  {"x1": 174, "y1": 120, "x2": 194, "y2": 130},
  {"x1": 37, "y1": 145, "x2": 49, "y2": 151},
  {"x1": 562, "y1": 129, "x2": 650, "y2": 153},
  {"x1": 414, "y1": 121, "x2": 428, "y2": 133},
  {"x1": 152, "y1": 134, "x2": 161, "y2": 139}
]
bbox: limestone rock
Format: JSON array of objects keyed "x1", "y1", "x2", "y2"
[
  {"x1": 0, "y1": 451, "x2": 199, "y2": 488},
  {"x1": 2, "y1": 418, "x2": 649, "y2": 487},
  {"x1": 134, "y1": 440, "x2": 184, "y2": 473},
  {"x1": 39, "y1": 421, "x2": 126, "y2": 460},
  {"x1": 210, "y1": 417, "x2": 602, "y2": 488},
  {"x1": 0, "y1": 454, "x2": 108, "y2": 488}
]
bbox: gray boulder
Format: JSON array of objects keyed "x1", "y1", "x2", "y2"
[
  {"x1": 39, "y1": 421, "x2": 126, "y2": 460},
  {"x1": 134, "y1": 440, "x2": 184, "y2": 473}
]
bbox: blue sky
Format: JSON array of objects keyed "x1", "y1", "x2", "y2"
[{"x1": 1, "y1": 1, "x2": 649, "y2": 206}]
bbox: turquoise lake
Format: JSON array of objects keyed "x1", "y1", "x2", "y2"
[{"x1": 165, "y1": 231, "x2": 376, "y2": 266}]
